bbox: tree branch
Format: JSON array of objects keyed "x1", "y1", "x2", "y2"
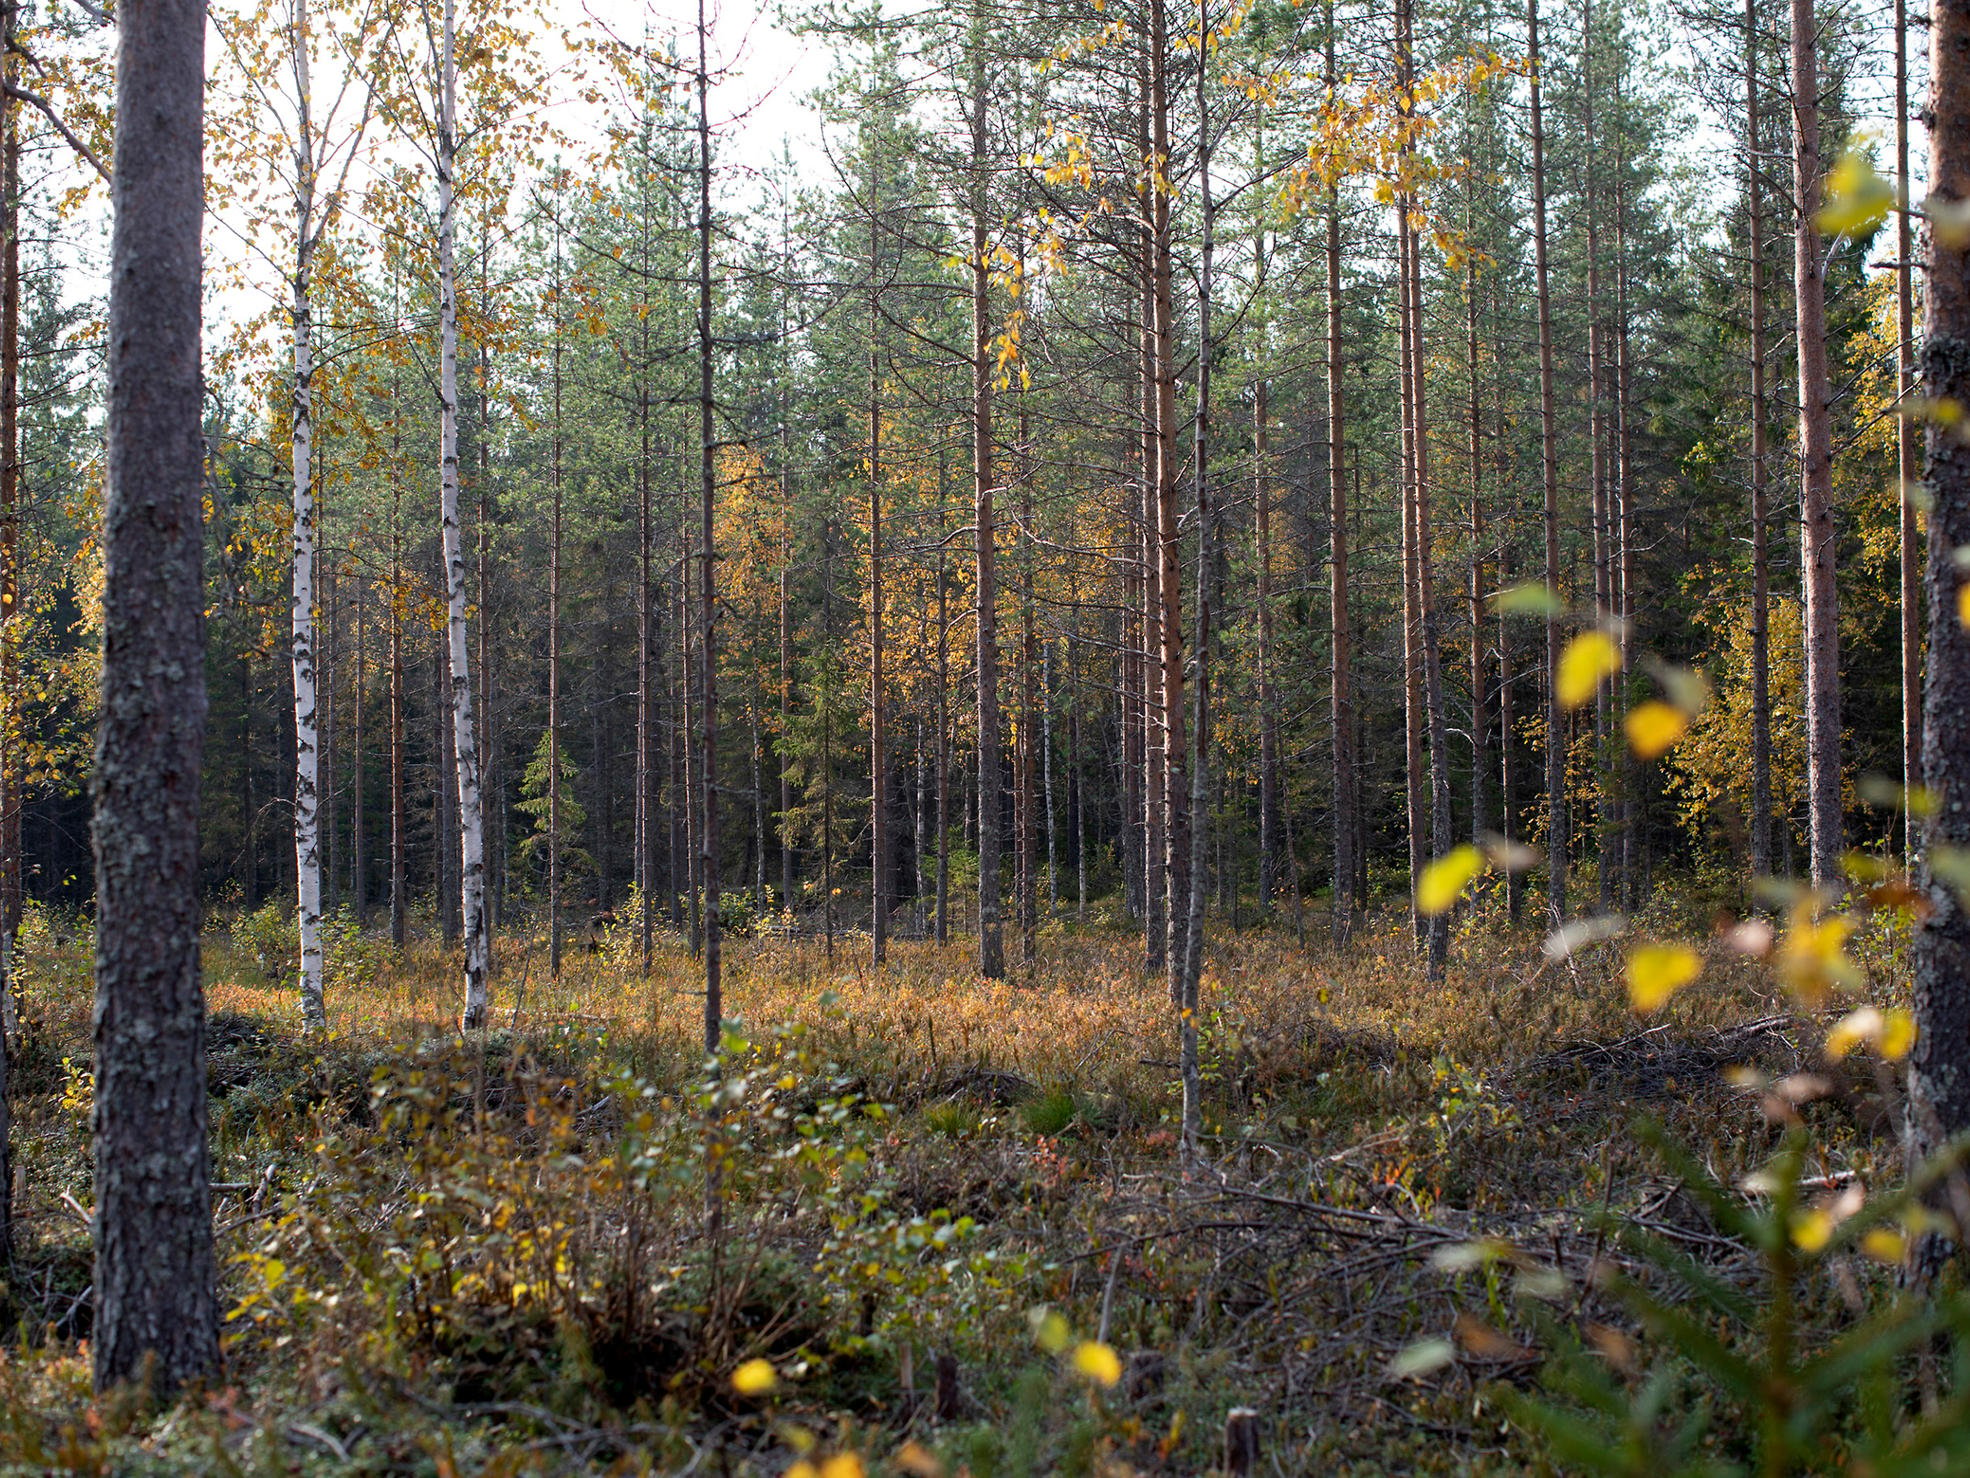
[{"x1": 4, "y1": 80, "x2": 109, "y2": 182}]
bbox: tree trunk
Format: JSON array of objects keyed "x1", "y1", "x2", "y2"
[
  {"x1": 1137, "y1": 66, "x2": 1166, "y2": 973},
  {"x1": 289, "y1": 0, "x2": 325, "y2": 1032},
  {"x1": 1147, "y1": 0, "x2": 1188, "y2": 998},
  {"x1": 1466, "y1": 248, "x2": 1489, "y2": 855},
  {"x1": 1907, "y1": 0, "x2": 1970, "y2": 1203},
  {"x1": 971, "y1": 21, "x2": 1004, "y2": 981},
  {"x1": 870, "y1": 300, "x2": 888, "y2": 966},
  {"x1": 548, "y1": 202, "x2": 565, "y2": 978},
  {"x1": 93, "y1": 0, "x2": 217, "y2": 1391},
  {"x1": 1746, "y1": 0, "x2": 1774, "y2": 882},
  {"x1": 1530, "y1": 0, "x2": 1567, "y2": 922},
  {"x1": 433, "y1": 0, "x2": 491, "y2": 1028},
  {"x1": 1326, "y1": 7, "x2": 1355, "y2": 946},
  {"x1": 1896, "y1": 0, "x2": 1922, "y2": 860},
  {"x1": 1582, "y1": 0, "x2": 1612, "y2": 907},
  {"x1": 1791, "y1": 0, "x2": 1843, "y2": 887},
  {"x1": 1255, "y1": 376, "x2": 1280, "y2": 911},
  {"x1": 696, "y1": 0, "x2": 721, "y2": 1049}
]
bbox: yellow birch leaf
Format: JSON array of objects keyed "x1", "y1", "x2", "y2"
[
  {"x1": 1824, "y1": 1006, "x2": 1881, "y2": 1061},
  {"x1": 1558, "y1": 630, "x2": 1621, "y2": 710},
  {"x1": 1625, "y1": 942, "x2": 1703, "y2": 1013},
  {"x1": 1625, "y1": 700, "x2": 1688, "y2": 760},
  {"x1": 1072, "y1": 1340, "x2": 1122, "y2": 1387},
  {"x1": 1881, "y1": 1008, "x2": 1918, "y2": 1061},
  {"x1": 1791, "y1": 1208, "x2": 1834, "y2": 1253},
  {"x1": 1818, "y1": 149, "x2": 1894, "y2": 236},
  {"x1": 1862, "y1": 1227, "x2": 1909, "y2": 1264},
  {"x1": 819, "y1": 1458, "x2": 865, "y2": 1478},
  {"x1": 1417, "y1": 844, "x2": 1485, "y2": 916},
  {"x1": 732, "y1": 1359, "x2": 778, "y2": 1396}
]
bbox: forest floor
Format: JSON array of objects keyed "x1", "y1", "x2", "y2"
[{"x1": 0, "y1": 894, "x2": 1920, "y2": 1475}]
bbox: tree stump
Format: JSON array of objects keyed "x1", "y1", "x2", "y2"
[{"x1": 1223, "y1": 1407, "x2": 1261, "y2": 1475}]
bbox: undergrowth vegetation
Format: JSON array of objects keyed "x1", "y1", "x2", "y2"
[{"x1": 0, "y1": 895, "x2": 1949, "y2": 1474}]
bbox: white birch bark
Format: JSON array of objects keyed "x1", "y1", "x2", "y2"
[
  {"x1": 434, "y1": 0, "x2": 491, "y2": 1027},
  {"x1": 289, "y1": 0, "x2": 324, "y2": 1034}
]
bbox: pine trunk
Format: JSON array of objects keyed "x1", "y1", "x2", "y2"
[
  {"x1": 1791, "y1": 0, "x2": 1843, "y2": 886},
  {"x1": 93, "y1": 0, "x2": 217, "y2": 1390}
]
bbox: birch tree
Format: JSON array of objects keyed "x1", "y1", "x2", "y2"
[{"x1": 213, "y1": 0, "x2": 386, "y2": 1033}]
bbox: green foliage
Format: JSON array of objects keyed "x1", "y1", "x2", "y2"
[
  {"x1": 1500, "y1": 1123, "x2": 1970, "y2": 1477},
  {"x1": 1020, "y1": 1086, "x2": 1081, "y2": 1136},
  {"x1": 233, "y1": 898, "x2": 298, "y2": 984},
  {"x1": 514, "y1": 727, "x2": 594, "y2": 894}
]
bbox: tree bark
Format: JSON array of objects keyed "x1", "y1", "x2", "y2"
[
  {"x1": 1746, "y1": 0, "x2": 1774, "y2": 882},
  {"x1": 1326, "y1": 6, "x2": 1354, "y2": 945},
  {"x1": 289, "y1": 0, "x2": 325, "y2": 1032},
  {"x1": 548, "y1": 200, "x2": 564, "y2": 978},
  {"x1": 970, "y1": 15, "x2": 1004, "y2": 980},
  {"x1": 1896, "y1": 0, "x2": 1922, "y2": 860},
  {"x1": 1907, "y1": 0, "x2": 1970, "y2": 1203},
  {"x1": 1791, "y1": 0, "x2": 1843, "y2": 887},
  {"x1": 432, "y1": 0, "x2": 491, "y2": 1028},
  {"x1": 1530, "y1": 0, "x2": 1567, "y2": 922},
  {"x1": 93, "y1": 0, "x2": 218, "y2": 1391},
  {"x1": 696, "y1": 0, "x2": 721, "y2": 1049}
]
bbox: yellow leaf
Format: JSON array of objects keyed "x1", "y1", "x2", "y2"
[
  {"x1": 1791, "y1": 1208, "x2": 1834, "y2": 1253},
  {"x1": 1824, "y1": 1006, "x2": 1881, "y2": 1061},
  {"x1": 1072, "y1": 1340, "x2": 1122, "y2": 1387},
  {"x1": 1778, "y1": 906, "x2": 1859, "y2": 1004},
  {"x1": 1881, "y1": 1008, "x2": 1918, "y2": 1062},
  {"x1": 1624, "y1": 943, "x2": 1702, "y2": 1013},
  {"x1": 1625, "y1": 700, "x2": 1688, "y2": 760},
  {"x1": 1862, "y1": 1227, "x2": 1909, "y2": 1264},
  {"x1": 732, "y1": 1358, "x2": 778, "y2": 1396},
  {"x1": 1491, "y1": 581, "x2": 1564, "y2": 617},
  {"x1": 893, "y1": 1442, "x2": 944, "y2": 1478},
  {"x1": 1029, "y1": 1307, "x2": 1072, "y2": 1353},
  {"x1": 1818, "y1": 148, "x2": 1894, "y2": 237},
  {"x1": 1557, "y1": 630, "x2": 1621, "y2": 710},
  {"x1": 1958, "y1": 582, "x2": 1970, "y2": 629},
  {"x1": 819, "y1": 1458, "x2": 864, "y2": 1478},
  {"x1": 786, "y1": 1466, "x2": 820, "y2": 1478},
  {"x1": 1417, "y1": 844, "x2": 1485, "y2": 916}
]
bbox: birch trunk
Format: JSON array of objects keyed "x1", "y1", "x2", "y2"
[
  {"x1": 1790, "y1": 0, "x2": 1843, "y2": 887},
  {"x1": 433, "y1": 0, "x2": 491, "y2": 1029},
  {"x1": 290, "y1": 0, "x2": 324, "y2": 1033}
]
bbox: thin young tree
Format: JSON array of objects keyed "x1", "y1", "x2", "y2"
[
  {"x1": 969, "y1": 2, "x2": 1005, "y2": 981},
  {"x1": 1529, "y1": 0, "x2": 1566, "y2": 921},
  {"x1": 695, "y1": 0, "x2": 722, "y2": 1050},
  {"x1": 1790, "y1": 0, "x2": 1842, "y2": 886},
  {"x1": 93, "y1": 0, "x2": 218, "y2": 1393},
  {"x1": 1744, "y1": 0, "x2": 1774, "y2": 881}
]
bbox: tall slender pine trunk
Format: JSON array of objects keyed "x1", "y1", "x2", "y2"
[
  {"x1": 1745, "y1": 0, "x2": 1774, "y2": 882},
  {"x1": 1529, "y1": 0, "x2": 1566, "y2": 921}
]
